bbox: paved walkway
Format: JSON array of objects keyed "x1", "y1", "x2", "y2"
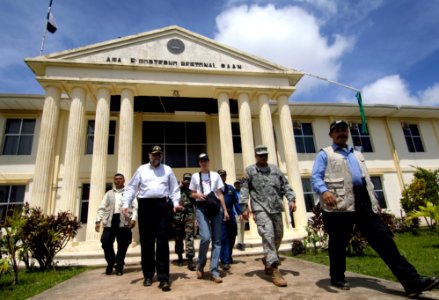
[{"x1": 30, "y1": 255, "x2": 439, "y2": 300}]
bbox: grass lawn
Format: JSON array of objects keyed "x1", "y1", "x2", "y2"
[
  {"x1": 290, "y1": 228, "x2": 439, "y2": 282},
  {"x1": 0, "y1": 266, "x2": 89, "y2": 300}
]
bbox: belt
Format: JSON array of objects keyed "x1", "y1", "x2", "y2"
[{"x1": 138, "y1": 197, "x2": 168, "y2": 202}]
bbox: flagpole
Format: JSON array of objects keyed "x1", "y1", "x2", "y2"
[
  {"x1": 301, "y1": 71, "x2": 361, "y2": 92},
  {"x1": 39, "y1": 0, "x2": 54, "y2": 55}
]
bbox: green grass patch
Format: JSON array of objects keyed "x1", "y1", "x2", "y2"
[
  {"x1": 0, "y1": 266, "x2": 90, "y2": 300},
  {"x1": 289, "y1": 228, "x2": 439, "y2": 281}
]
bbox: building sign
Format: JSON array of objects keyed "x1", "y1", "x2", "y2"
[{"x1": 105, "y1": 56, "x2": 242, "y2": 70}]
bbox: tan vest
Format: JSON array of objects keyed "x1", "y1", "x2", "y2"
[{"x1": 320, "y1": 146, "x2": 380, "y2": 213}]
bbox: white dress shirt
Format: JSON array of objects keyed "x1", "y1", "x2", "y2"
[{"x1": 122, "y1": 163, "x2": 180, "y2": 208}]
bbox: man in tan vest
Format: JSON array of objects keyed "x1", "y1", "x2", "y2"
[
  {"x1": 311, "y1": 120, "x2": 439, "y2": 298},
  {"x1": 95, "y1": 173, "x2": 137, "y2": 276}
]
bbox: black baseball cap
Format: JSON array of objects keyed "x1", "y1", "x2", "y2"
[
  {"x1": 198, "y1": 153, "x2": 209, "y2": 161},
  {"x1": 329, "y1": 120, "x2": 348, "y2": 132},
  {"x1": 150, "y1": 145, "x2": 163, "y2": 154},
  {"x1": 183, "y1": 173, "x2": 192, "y2": 180}
]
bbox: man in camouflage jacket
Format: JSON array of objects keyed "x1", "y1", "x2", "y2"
[
  {"x1": 241, "y1": 145, "x2": 296, "y2": 287},
  {"x1": 173, "y1": 173, "x2": 196, "y2": 270}
]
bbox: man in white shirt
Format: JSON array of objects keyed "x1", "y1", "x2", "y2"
[
  {"x1": 122, "y1": 145, "x2": 181, "y2": 292},
  {"x1": 95, "y1": 173, "x2": 137, "y2": 276}
]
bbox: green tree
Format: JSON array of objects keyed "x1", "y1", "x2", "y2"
[
  {"x1": 407, "y1": 201, "x2": 439, "y2": 230},
  {"x1": 401, "y1": 167, "x2": 439, "y2": 213}
]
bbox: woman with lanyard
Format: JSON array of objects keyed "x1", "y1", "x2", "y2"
[{"x1": 189, "y1": 153, "x2": 229, "y2": 283}]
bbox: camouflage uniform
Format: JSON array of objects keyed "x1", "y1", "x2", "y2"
[
  {"x1": 173, "y1": 186, "x2": 196, "y2": 259},
  {"x1": 241, "y1": 163, "x2": 296, "y2": 267}
]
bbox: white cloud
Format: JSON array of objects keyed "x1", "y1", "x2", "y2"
[
  {"x1": 361, "y1": 75, "x2": 439, "y2": 106},
  {"x1": 214, "y1": 4, "x2": 353, "y2": 94}
]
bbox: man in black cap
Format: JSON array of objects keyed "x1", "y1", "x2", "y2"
[
  {"x1": 122, "y1": 145, "x2": 182, "y2": 291},
  {"x1": 311, "y1": 120, "x2": 439, "y2": 297}
]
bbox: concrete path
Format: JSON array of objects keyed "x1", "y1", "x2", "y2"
[{"x1": 30, "y1": 255, "x2": 439, "y2": 300}]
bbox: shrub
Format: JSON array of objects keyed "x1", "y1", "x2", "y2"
[
  {"x1": 20, "y1": 203, "x2": 81, "y2": 270},
  {"x1": 303, "y1": 206, "x2": 328, "y2": 253},
  {"x1": 291, "y1": 240, "x2": 305, "y2": 256},
  {"x1": 347, "y1": 225, "x2": 368, "y2": 256}
]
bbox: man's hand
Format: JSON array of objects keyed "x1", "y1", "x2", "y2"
[
  {"x1": 322, "y1": 191, "x2": 337, "y2": 207},
  {"x1": 289, "y1": 202, "x2": 297, "y2": 213},
  {"x1": 122, "y1": 207, "x2": 129, "y2": 215},
  {"x1": 242, "y1": 209, "x2": 250, "y2": 221},
  {"x1": 194, "y1": 193, "x2": 206, "y2": 201},
  {"x1": 95, "y1": 222, "x2": 100, "y2": 232},
  {"x1": 129, "y1": 220, "x2": 136, "y2": 229},
  {"x1": 173, "y1": 205, "x2": 183, "y2": 213},
  {"x1": 223, "y1": 210, "x2": 230, "y2": 221}
]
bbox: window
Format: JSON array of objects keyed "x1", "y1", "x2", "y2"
[
  {"x1": 294, "y1": 122, "x2": 315, "y2": 153},
  {"x1": 142, "y1": 122, "x2": 207, "y2": 168},
  {"x1": 85, "y1": 120, "x2": 116, "y2": 154},
  {"x1": 0, "y1": 185, "x2": 25, "y2": 222},
  {"x1": 402, "y1": 123, "x2": 424, "y2": 153},
  {"x1": 2, "y1": 119, "x2": 36, "y2": 155},
  {"x1": 301, "y1": 178, "x2": 318, "y2": 212},
  {"x1": 232, "y1": 122, "x2": 242, "y2": 154},
  {"x1": 349, "y1": 123, "x2": 373, "y2": 152},
  {"x1": 370, "y1": 176, "x2": 387, "y2": 209},
  {"x1": 80, "y1": 183, "x2": 112, "y2": 224}
]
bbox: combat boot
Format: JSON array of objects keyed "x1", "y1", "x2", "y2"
[
  {"x1": 187, "y1": 256, "x2": 196, "y2": 271},
  {"x1": 177, "y1": 254, "x2": 183, "y2": 266},
  {"x1": 262, "y1": 257, "x2": 273, "y2": 275},
  {"x1": 271, "y1": 266, "x2": 287, "y2": 287}
]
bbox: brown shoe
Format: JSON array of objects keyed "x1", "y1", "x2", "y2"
[
  {"x1": 196, "y1": 269, "x2": 204, "y2": 279},
  {"x1": 262, "y1": 257, "x2": 273, "y2": 275},
  {"x1": 272, "y1": 266, "x2": 287, "y2": 287},
  {"x1": 210, "y1": 275, "x2": 223, "y2": 283}
]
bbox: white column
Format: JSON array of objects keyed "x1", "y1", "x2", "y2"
[
  {"x1": 277, "y1": 94, "x2": 307, "y2": 231},
  {"x1": 217, "y1": 92, "x2": 236, "y2": 183},
  {"x1": 117, "y1": 88, "x2": 134, "y2": 179},
  {"x1": 59, "y1": 87, "x2": 86, "y2": 213},
  {"x1": 86, "y1": 87, "x2": 111, "y2": 241},
  {"x1": 237, "y1": 92, "x2": 255, "y2": 171},
  {"x1": 258, "y1": 93, "x2": 277, "y2": 165},
  {"x1": 31, "y1": 86, "x2": 61, "y2": 213}
]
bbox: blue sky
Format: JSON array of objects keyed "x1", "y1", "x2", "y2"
[{"x1": 1, "y1": 0, "x2": 438, "y2": 106}]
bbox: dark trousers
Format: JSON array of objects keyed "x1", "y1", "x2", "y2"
[
  {"x1": 220, "y1": 219, "x2": 237, "y2": 264},
  {"x1": 101, "y1": 214, "x2": 132, "y2": 271},
  {"x1": 138, "y1": 198, "x2": 172, "y2": 282},
  {"x1": 322, "y1": 184, "x2": 420, "y2": 291}
]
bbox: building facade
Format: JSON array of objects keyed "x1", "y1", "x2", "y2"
[{"x1": 1, "y1": 26, "x2": 439, "y2": 242}]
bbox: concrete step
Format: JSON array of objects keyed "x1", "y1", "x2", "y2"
[{"x1": 55, "y1": 238, "x2": 297, "y2": 267}]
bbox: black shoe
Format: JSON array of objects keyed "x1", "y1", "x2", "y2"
[
  {"x1": 159, "y1": 281, "x2": 171, "y2": 291},
  {"x1": 115, "y1": 269, "x2": 123, "y2": 276},
  {"x1": 406, "y1": 277, "x2": 439, "y2": 298},
  {"x1": 143, "y1": 278, "x2": 152, "y2": 287},
  {"x1": 105, "y1": 265, "x2": 113, "y2": 275},
  {"x1": 331, "y1": 280, "x2": 350, "y2": 290}
]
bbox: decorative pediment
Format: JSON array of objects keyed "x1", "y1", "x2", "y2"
[{"x1": 39, "y1": 26, "x2": 290, "y2": 73}]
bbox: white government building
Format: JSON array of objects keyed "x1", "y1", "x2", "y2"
[{"x1": 1, "y1": 26, "x2": 439, "y2": 244}]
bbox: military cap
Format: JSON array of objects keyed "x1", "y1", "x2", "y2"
[
  {"x1": 217, "y1": 169, "x2": 227, "y2": 176},
  {"x1": 329, "y1": 120, "x2": 349, "y2": 132},
  {"x1": 198, "y1": 153, "x2": 209, "y2": 161},
  {"x1": 254, "y1": 145, "x2": 269, "y2": 155},
  {"x1": 150, "y1": 145, "x2": 162, "y2": 154}
]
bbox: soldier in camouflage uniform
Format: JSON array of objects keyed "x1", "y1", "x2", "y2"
[
  {"x1": 173, "y1": 173, "x2": 196, "y2": 271},
  {"x1": 241, "y1": 145, "x2": 297, "y2": 287}
]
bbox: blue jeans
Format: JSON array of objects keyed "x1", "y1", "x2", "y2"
[{"x1": 196, "y1": 206, "x2": 223, "y2": 277}]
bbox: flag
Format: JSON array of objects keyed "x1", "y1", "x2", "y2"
[
  {"x1": 355, "y1": 92, "x2": 368, "y2": 134},
  {"x1": 46, "y1": 12, "x2": 57, "y2": 33}
]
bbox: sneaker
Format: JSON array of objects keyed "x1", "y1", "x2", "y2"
[
  {"x1": 406, "y1": 276, "x2": 439, "y2": 298},
  {"x1": 222, "y1": 264, "x2": 231, "y2": 270},
  {"x1": 331, "y1": 280, "x2": 350, "y2": 290},
  {"x1": 210, "y1": 275, "x2": 223, "y2": 283},
  {"x1": 115, "y1": 269, "x2": 123, "y2": 276},
  {"x1": 143, "y1": 278, "x2": 152, "y2": 287}
]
